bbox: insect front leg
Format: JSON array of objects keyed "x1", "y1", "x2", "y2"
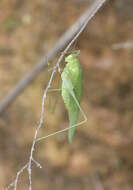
[{"x1": 47, "y1": 87, "x2": 61, "y2": 113}]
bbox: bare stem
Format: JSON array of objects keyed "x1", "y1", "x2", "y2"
[{"x1": 5, "y1": 0, "x2": 109, "y2": 190}]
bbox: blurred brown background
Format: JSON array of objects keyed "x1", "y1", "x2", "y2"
[{"x1": 0, "y1": 0, "x2": 133, "y2": 189}]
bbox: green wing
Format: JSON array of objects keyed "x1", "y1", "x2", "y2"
[{"x1": 61, "y1": 53, "x2": 83, "y2": 143}]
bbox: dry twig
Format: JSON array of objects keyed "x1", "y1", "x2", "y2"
[{"x1": 5, "y1": 0, "x2": 109, "y2": 189}]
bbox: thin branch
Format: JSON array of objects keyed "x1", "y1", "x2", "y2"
[
  {"x1": 5, "y1": 163, "x2": 28, "y2": 190},
  {"x1": 112, "y1": 41, "x2": 133, "y2": 50},
  {"x1": 5, "y1": 0, "x2": 109, "y2": 190},
  {"x1": 28, "y1": 1, "x2": 108, "y2": 190}
]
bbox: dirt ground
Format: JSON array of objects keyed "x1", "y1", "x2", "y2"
[{"x1": 0, "y1": 0, "x2": 133, "y2": 189}]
